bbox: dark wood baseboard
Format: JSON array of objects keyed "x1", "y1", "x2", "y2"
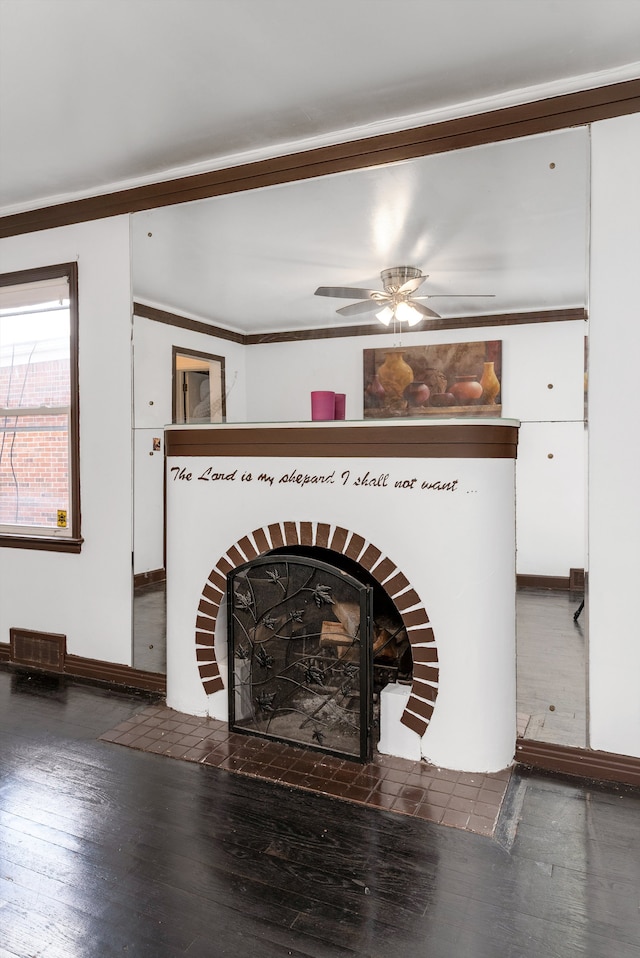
[
  {"x1": 516, "y1": 738, "x2": 640, "y2": 788},
  {"x1": 134, "y1": 568, "x2": 166, "y2": 588},
  {"x1": 517, "y1": 574, "x2": 571, "y2": 591},
  {"x1": 0, "y1": 643, "x2": 165, "y2": 694}
]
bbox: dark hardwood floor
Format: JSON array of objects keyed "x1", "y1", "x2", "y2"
[{"x1": 1, "y1": 670, "x2": 639, "y2": 957}]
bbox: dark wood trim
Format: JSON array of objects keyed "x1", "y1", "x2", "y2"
[
  {"x1": 135, "y1": 302, "x2": 244, "y2": 344},
  {"x1": 165, "y1": 422, "x2": 519, "y2": 460},
  {"x1": 0, "y1": 535, "x2": 83, "y2": 553},
  {"x1": 516, "y1": 738, "x2": 640, "y2": 789},
  {"x1": 133, "y1": 568, "x2": 166, "y2": 588},
  {"x1": 517, "y1": 574, "x2": 571, "y2": 591},
  {"x1": 0, "y1": 642, "x2": 166, "y2": 693},
  {"x1": 0, "y1": 262, "x2": 81, "y2": 550},
  {"x1": 63, "y1": 654, "x2": 166, "y2": 693},
  {"x1": 244, "y1": 309, "x2": 587, "y2": 345},
  {"x1": 2, "y1": 81, "x2": 639, "y2": 238},
  {"x1": 137, "y1": 303, "x2": 585, "y2": 345}
]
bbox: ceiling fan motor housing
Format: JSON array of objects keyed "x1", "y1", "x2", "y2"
[{"x1": 381, "y1": 266, "x2": 422, "y2": 292}]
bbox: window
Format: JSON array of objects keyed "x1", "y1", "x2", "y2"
[
  {"x1": 0, "y1": 263, "x2": 80, "y2": 551},
  {"x1": 172, "y1": 347, "x2": 225, "y2": 424}
]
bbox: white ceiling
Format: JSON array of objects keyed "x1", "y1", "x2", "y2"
[
  {"x1": 132, "y1": 128, "x2": 590, "y2": 333},
  {"x1": 1, "y1": 1, "x2": 639, "y2": 333}
]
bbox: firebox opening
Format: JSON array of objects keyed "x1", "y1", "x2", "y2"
[{"x1": 266, "y1": 545, "x2": 413, "y2": 746}]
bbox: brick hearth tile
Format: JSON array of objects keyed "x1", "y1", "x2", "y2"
[
  {"x1": 415, "y1": 803, "x2": 446, "y2": 824},
  {"x1": 473, "y1": 800, "x2": 503, "y2": 820},
  {"x1": 218, "y1": 756, "x2": 249, "y2": 773},
  {"x1": 477, "y1": 786, "x2": 504, "y2": 805},
  {"x1": 467, "y1": 814, "x2": 496, "y2": 836},
  {"x1": 374, "y1": 778, "x2": 405, "y2": 796},
  {"x1": 331, "y1": 766, "x2": 361, "y2": 784},
  {"x1": 320, "y1": 779, "x2": 354, "y2": 799},
  {"x1": 164, "y1": 742, "x2": 196, "y2": 759},
  {"x1": 489, "y1": 767, "x2": 512, "y2": 780},
  {"x1": 342, "y1": 783, "x2": 376, "y2": 803},
  {"x1": 441, "y1": 808, "x2": 471, "y2": 829},
  {"x1": 383, "y1": 767, "x2": 412, "y2": 785},
  {"x1": 399, "y1": 785, "x2": 426, "y2": 804},
  {"x1": 431, "y1": 767, "x2": 459, "y2": 782},
  {"x1": 456, "y1": 772, "x2": 486, "y2": 786},
  {"x1": 374, "y1": 754, "x2": 414, "y2": 771},
  {"x1": 447, "y1": 796, "x2": 475, "y2": 814},
  {"x1": 354, "y1": 767, "x2": 385, "y2": 788},
  {"x1": 482, "y1": 775, "x2": 511, "y2": 792},
  {"x1": 422, "y1": 789, "x2": 450, "y2": 809},
  {"x1": 453, "y1": 783, "x2": 481, "y2": 801},
  {"x1": 429, "y1": 778, "x2": 456, "y2": 795}
]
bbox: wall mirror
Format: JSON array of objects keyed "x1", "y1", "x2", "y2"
[{"x1": 130, "y1": 128, "x2": 590, "y2": 749}]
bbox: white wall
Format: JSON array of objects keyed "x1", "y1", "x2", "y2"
[
  {"x1": 589, "y1": 113, "x2": 640, "y2": 758},
  {"x1": 244, "y1": 320, "x2": 587, "y2": 576},
  {"x1": 0, "y1": 217, "x2": 134, "y2": 664},
  {"x1": 132, "y1": 313, "x2": 246, "y2": 574}
]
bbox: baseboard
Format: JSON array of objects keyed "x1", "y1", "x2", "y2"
[
  {"x1": 517, "y1": 569, "x2": 585, "y2": 592},
  {"x1": 0, "y1": 642, "x2": 165, "y2": 694},
  {"x1": 517, "y1": 574, "x2": 571, "y2": 591},
  {"x1": 516, "y1": 738, "x2": 640, "y2": 788},
  {"x1": 134, "y1": 568, "x2": 166, "y2": 588}
]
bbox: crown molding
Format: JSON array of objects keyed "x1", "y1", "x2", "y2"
[
  {"x1": 2, "y1": 63, "x2": 639, "y2": 220},
  {"x1": 2, "y1": 77, "x2": 639, "y2": 238}
]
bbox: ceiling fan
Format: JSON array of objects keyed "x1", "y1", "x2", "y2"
[{"x1": 314, "y1": 266, "x2": 494, "y2": 327}]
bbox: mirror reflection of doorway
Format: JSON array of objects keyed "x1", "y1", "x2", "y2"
[{"x1": 172, "y1": 347, "x2": 226, "y2": 424}]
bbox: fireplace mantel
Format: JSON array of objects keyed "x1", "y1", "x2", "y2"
[{"x1": 165, "y1": 419, "x2": 520, "y2": 460}]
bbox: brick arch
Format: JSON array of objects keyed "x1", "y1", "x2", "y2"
[{"x1": 194, "y1": 521, "x2": 439, "y2": 738}]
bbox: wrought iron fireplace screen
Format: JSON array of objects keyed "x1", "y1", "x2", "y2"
[{"x1": 228, "y1": 554, "x2": 373, "y2": 761}]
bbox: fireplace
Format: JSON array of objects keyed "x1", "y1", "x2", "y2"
[{"x1": 165, "y1": 420, "x2": 519, "y2": 774}]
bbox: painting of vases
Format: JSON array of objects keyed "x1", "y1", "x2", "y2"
[{"x1": 363, "y1": 340, "x2": 502, "y2": 418}]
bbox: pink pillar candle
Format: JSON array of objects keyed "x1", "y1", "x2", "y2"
[{"x1": 311, "y1": 391, "x2": 336, "y2": 420}]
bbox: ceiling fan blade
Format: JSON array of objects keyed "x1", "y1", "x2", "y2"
[
  {"x1": 398, "y1": 275, "x2": 428, "y2": 294},
  {"x1": 409, "y1": 302, "x2": 442, "y2": 319},
  {"x1": 336, "y1": 299, "x2": 387, "y2": 317},
  {"x1": 314, "y1": 286, "x2": 382, "y2": 300},
  {"x1": 414, "y1": 293, "x2": 496, "y2": 299}
]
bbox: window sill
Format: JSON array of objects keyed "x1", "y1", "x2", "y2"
[{"x1": 0, "y1": 535, "x2": 83, "y2": 553}]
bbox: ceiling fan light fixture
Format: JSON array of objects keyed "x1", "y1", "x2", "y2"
[
  {"x1": 395, "y1": 301, "x2": 421, "y2": 325},
  {"x1": 375, "y1": 305, "x2": 394, "y2": 326}
]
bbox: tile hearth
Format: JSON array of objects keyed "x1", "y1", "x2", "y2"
[{"x1": 101, "y1": 704, "x2": 512, "y2": 837}]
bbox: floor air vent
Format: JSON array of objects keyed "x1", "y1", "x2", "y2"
[{"x1": 10, "y1": 628, "x2": 66, "y2": 673}]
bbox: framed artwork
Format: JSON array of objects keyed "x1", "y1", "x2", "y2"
[{"x1": 363, "y1": 340, "x2": 502, "y2": 418}]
